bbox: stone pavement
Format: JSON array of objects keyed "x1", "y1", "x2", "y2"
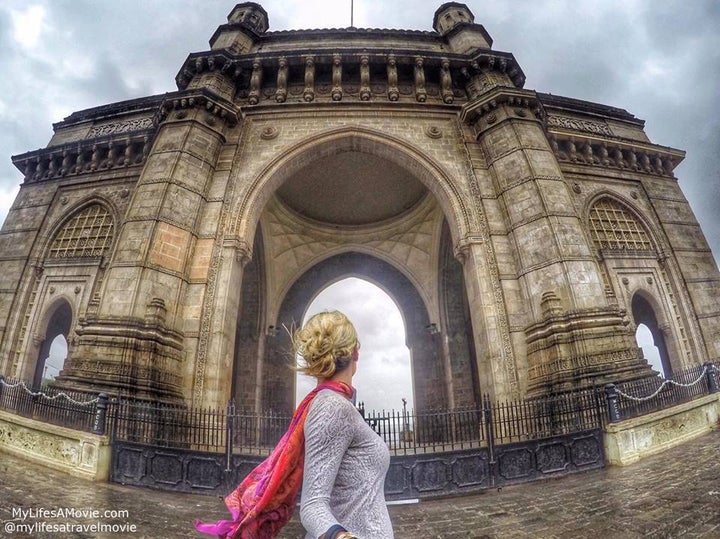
[{"x1": 1, "y1": 430, "x2": 720, "y2": 539}]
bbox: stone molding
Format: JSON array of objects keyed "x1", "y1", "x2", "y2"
[
  {"x1": 12, "y1": 131, "x2": 155, "y2": 184},
  {"x1": 0, "y1": 410, "x2": 111, "y2": 481},
  {"x1": 548, "y1": 133, "x2": 684, "y2": 176},
  {"x1": 175, "y1": 49, "x2": 525, "y2": 105},
  {"x1": 603, "y1": 394, "x2": 720, "y2": 466}
]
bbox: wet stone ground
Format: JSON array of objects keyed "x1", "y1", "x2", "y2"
[{"x1": 1, "y1": 429, "x2": 720, "y2": 538}]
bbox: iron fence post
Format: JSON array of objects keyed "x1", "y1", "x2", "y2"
[
  {"x1": 604, "y1": 384, "x2": 621, "y2": 423},
  {"x1": 225, "y1": 400, "x2": 235, "y2": 472},
  {"x1": 92, "y1": 393, "x2": 109, "y2": 435},
  {"x1": 0, "y1": 375, "x2": 4, "y2": 403},
  {"x1": 483, "y1": 395, "x2": 495, "y2": 462},
  {"x1": 705, "y1": 362, "x2": 719, "y2": 394}
]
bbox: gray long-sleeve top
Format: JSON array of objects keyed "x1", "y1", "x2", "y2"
[{"x1": 300, "y1": 389, "x2": 394, "y2": 539}]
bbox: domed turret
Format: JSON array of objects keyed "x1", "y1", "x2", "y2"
[
  {"x1": 227, "y1": 2, "x2": 269, "y2": 33},
  {"x1": 210, "y1": 2, "x2": 268, "y2": 52},
  {"x1": 433, "y1": 2, "x2": 492, "y2": 52}
]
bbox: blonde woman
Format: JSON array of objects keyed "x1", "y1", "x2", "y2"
[
  {"x1": 296, "y1": 310, "x2": 394, "y2": 539},
  {"x1": 195, "y1": 310, "x2": 392, "y2": 538}
]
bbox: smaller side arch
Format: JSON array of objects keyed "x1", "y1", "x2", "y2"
[
  {"x1": 32, "y1": 298, "x2": 73, "y2": 388},
  {"x1": 631, "y1": 291, "x2": 672, "y2": 377}
]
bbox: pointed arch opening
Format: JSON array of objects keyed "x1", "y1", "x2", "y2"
[
  {"x1": 295, "y1": 277, "x2": 413, "y2": 413},
  {"x1": 33, "y1": 300, "x2": 72, "y2": 388},
  {"x1": 259, "y1": 252, "x2": 444, "y2": 416},
  {"x1": 632, "y1": 293, "x2": 672, "y2": 378}
]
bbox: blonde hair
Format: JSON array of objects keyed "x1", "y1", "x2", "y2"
[{"x1": 294, "y1": 310, "x2": 358, "y2": 379}]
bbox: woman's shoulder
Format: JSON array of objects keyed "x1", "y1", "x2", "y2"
[{"x1": 307, "y1": 389, "x2": 357, "y2": 422}]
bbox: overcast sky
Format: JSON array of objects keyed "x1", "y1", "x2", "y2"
[{"x1": 2, "y1": 1, "x2": 717, "y2": 407}]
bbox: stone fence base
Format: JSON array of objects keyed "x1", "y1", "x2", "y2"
[
  {"x1": 603, "y1": 394, "x2": 720, "y2": 466},
  {"x1": 0, "y1": 410, "x2": 110, "y2": 481}
]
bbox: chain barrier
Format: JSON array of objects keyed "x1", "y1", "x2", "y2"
[
  {"x1": 614, "y1": 366, "x2": 708, "y2": 402},
  {"x1": 0, "y1": 378, "x2": 98, "y2": 406}
]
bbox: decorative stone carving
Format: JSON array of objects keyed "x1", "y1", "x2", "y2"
[
  {"x1": 275, "y1": 57, "x2": 288, "y2": 103},
  {"x1": 87, "y1": 117, "x2": 154, "y2": 138},
  {"x1": 260, "y1": 126, "x2": 279, "y2": 140},
  {"x1": 248, "y1": 59, "x2": 263, "y2": 105},
  {"x1": 425, "y1": 126, "x2": 442, "y2": 139},
  {"x1": 414, "y1": 57, "x2": 427, "y2": 102},
  {"x1": 387, "y1": 55, "x2": 399, "y2": 101},
  {"x1": 331, "y1": 54, "x2": 343, "y2": 101},
  {"x1": 303, "y1": 56, "x2": 315, "y2": 102},
  {"x1": 546, "y1": 115, "x2": 613, "y2": 137},
  {"x1": 360, "y1": 55, "x2": 371, "y2": 101},
  {"x1": 440, "y1": 59, "x2": 454, "y2": 104}
]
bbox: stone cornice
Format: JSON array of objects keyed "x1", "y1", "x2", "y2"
[
  {"x1": 11, "y1": 129, "x2": 156, "y2": 184},
  {"x1": 175, "y1": 49, "x2": 525, "y2": 102},
  {"x1": 548, "y1": 131, "x2": 685, "y2": 175}
]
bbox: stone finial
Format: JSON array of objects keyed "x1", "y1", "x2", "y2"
[
  {"x1": 145, "y1": 297, "x2": 167, "y2": 326},
  {"x1": 541, "y1": 291, "x2": 563, "y2": 318}
]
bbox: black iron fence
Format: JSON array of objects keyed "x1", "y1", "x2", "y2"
[
  {"x1": 604, "y1": 362, "x2": 720, "y2": 422},
  {"x1": 104, "y1": 388, "x2": 604, "y2": 458},
  {"x1": 2, "y1": 362, "x2": 719, "y2": 452},
  {"x1": 0, "y1": 375, "x2": 107, "y2": 433}
]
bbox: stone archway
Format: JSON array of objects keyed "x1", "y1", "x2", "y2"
[
  {"x1": 632, "y1": 293, "x2": 672, "y2": 377},
  {"x1": 33, "y1": 300, "x2": 72, "y2": 388},
  {"x1": 257, "y1": 252, "x2": 445, "y2": 416}
]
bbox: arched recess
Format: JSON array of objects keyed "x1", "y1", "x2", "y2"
[
  {"x1": 33, "y1": 299, "x2": 73, "y2": 388},
  {"x1": 631, "y1": 293, "x2": 672, "y2": 377},
  {"x1": 228, "y1": 126, "x2": 474, "y2": 254},
  {"x1": 439, "y1": 220, "x2": 481, "y2": 408},
  {"x1": 253, "y1": 252, "x2": 445, "y2": 416}
]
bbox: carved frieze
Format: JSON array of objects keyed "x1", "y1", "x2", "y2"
[
  {"x1": 87, "y1": 117, "x2": 154, "y2": 138},
  {"x1": 546, "y1": 115, "x2": 613, "y2": 137}
]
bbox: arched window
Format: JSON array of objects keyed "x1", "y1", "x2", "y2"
[
  {"x1": 48, "y1": 203, "x2": 114, "y2": 259},
  {"x1": 589, "y1": 198, "x2": 653, "y2": 252}
]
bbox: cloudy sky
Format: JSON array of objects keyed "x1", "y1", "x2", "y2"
[{"x1": 1, "y1": 0, "x2": 717, "y2": 407}]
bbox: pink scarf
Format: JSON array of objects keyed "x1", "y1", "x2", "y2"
[{"x1": 195, "y1": 381, "x2": 353, "y2": 538}]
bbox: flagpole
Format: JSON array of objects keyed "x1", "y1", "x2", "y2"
[{"x1": 351, "y1": 0, "x2": 354, "y2": 28}]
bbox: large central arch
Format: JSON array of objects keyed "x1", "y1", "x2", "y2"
[{"x1": 255, "y1": 252, "x2": 445, "y2": 415}]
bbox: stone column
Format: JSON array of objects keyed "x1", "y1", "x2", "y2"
[
  {"x1": 58, "y1": 89, "x2": 240, "y2": 402},
  {"x1": 461, "y1": 83, "x2": 653, "y2": 394}
]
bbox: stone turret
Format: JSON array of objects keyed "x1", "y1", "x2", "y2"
[
  {"x1": 433, "y1": 2, "x2": 493, "y2": 53},
  {"x1": 210, "y1": 2, "x2": 269, "y2": 53}
]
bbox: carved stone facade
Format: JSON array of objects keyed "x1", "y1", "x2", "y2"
[{"x1": 1, "y1": 3, "x2": 718, "y2": 412}]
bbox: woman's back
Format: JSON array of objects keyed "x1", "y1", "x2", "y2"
[{"x1": 300, "y1": 389, "x2": 394, "y2": 539}]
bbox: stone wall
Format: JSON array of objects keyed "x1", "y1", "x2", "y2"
[
  {"x1": 603, "y1": 394, "x2": 720, "y2": 466},
  {"x1": 0, "y1": 410, "x2": 111, "y2": 481}
]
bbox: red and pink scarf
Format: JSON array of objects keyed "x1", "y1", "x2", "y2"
[{"x1": 195, "y1": 380, "x2": 353, "y2": 538}]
